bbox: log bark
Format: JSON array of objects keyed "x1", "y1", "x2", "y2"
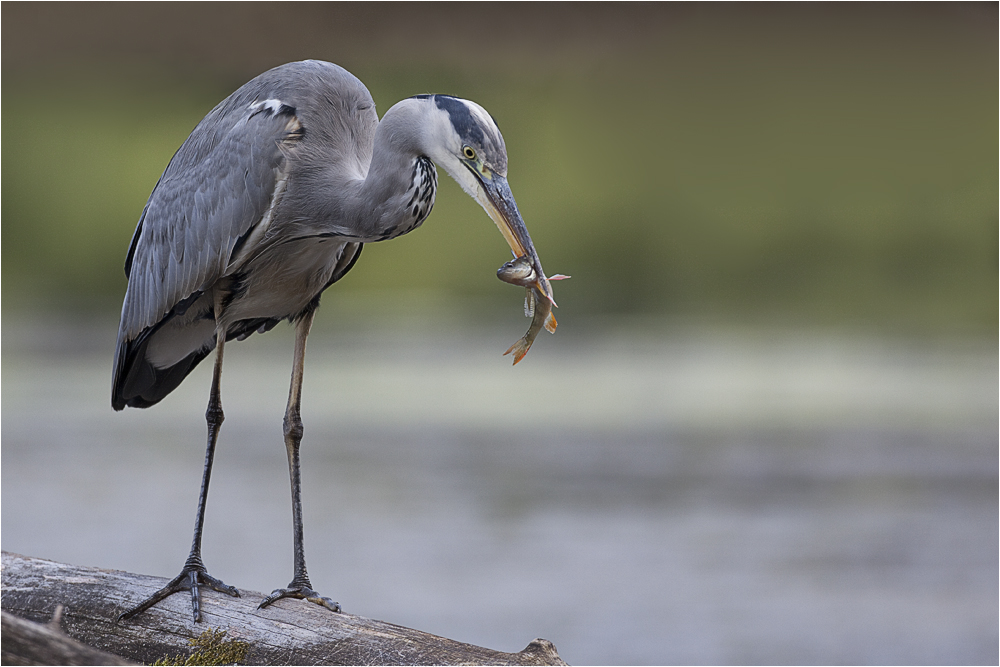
[{"x1": 1, "y1": 552, "x2": 567, "y2": 666}]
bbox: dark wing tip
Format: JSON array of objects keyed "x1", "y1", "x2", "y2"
[{"x1": 112, "y1": 324, "x2": 213, "y2": 411}]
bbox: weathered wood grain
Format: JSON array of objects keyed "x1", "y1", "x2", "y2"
[
  {"x1": 1, "y1": 607, "x2": 138, "y2": 666},
  {"x1": 1, "y1": 552, "x2": 567, "y2": 666}
]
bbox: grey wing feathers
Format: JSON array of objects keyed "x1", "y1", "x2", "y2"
[
  {"x1": 118, "y1": 105, "x2": 293, "y2": 344},
  {"x1": 112, "y1": 99, "x2": 299, "y2": 410}
]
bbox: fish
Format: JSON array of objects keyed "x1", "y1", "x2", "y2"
[
  {"x1": 497, "y1": 255, "x2": 569, "y2": 365},
  {"x1": 503, "y1": 286, "x2": 556, "y2": 364},
  {"x1": 497, "y1": 255, "x2": 538, "y2": 287}
]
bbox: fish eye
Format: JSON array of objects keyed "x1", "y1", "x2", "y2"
[{"x1": 463, "y1": 146, "x2": 477, "y2": 160}]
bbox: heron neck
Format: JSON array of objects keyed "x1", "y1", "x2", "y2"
[{"x1": 349, "y1": 101, "x2": 436, "y2": 241}]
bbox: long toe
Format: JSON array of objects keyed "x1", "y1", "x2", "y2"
[
  {"x1": 258, "y1": 585, "x2": 341, "y2": 613},
  {"x1": 117, "y1": 567, "x2": 239, "y2": 624},
  {"x1": 200, "y1": 571, "x2": 241, "y2": 598},
  {"x1": 305, "y1": 591, "x2": 342, "y2": 613}
]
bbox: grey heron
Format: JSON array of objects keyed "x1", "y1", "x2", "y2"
[{"x1": 112, "y1": 60, "x2": 555, "y2": 623}]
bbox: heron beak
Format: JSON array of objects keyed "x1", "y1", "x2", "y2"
[{"x1": 476, "y1": 174, "x2": 555, "y2": 305}]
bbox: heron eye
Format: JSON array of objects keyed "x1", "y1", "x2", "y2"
[{"x1": 463, "y1": 146, "x2": 476, "y2": 160}]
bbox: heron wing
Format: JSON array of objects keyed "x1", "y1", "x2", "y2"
[
  {"x1": 120, "y1": 102, "x2": 300, "y2": 341},
  {"x1": 112, "y1": 100, "x2": 302, "y2": 408}
]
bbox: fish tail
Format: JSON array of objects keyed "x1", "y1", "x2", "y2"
[{"x1": 503, "y1": 336, "x2": 532, "y2": 365}]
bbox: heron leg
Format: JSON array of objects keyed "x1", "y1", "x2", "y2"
[
  {"x1": 118, "y1": 309, "x2": 240, "y2": 624},
  {"x1": 258, "y1": 309, "x2": 341, "y2": 614}
]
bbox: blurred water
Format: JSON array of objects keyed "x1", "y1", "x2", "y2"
[{"x1": 2, "y1": 315, "x2": 997, "y2": 665}]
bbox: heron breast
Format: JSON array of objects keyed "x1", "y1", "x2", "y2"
[{"x1": 222, "y1": 237, "x2": 352, "y2": 323}]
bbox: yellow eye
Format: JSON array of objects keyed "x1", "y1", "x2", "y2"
[{"x1": 463, "y1": 146, "x2": 476, "y2": 160}]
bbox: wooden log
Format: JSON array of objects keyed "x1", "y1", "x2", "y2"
[
  {"x1": 1, "y1": 552, "x2": 567, "y2": 666},
  {"x1": 1, "y1": 607, "x2": 137, "y2": 666}
]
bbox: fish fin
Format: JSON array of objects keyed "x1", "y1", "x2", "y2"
[
  {"x1": 548, "y1": 274, "x2": 571, "y2": 280},
  {"x1": 544, "y1": 311, "x2": 558, "y2": 334}
]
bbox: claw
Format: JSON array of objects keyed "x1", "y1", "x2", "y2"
[
  {"x1": 258, "y1": 584, "x2": 341, "y2": 613},
  {"x1": 306, "y1": 594, "x2": 343, "y2": 613},
  {"x1": 117, "y1": 567, "x2": 239, "y2": 624}
]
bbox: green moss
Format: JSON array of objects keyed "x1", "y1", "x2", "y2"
[{"x1": 151, "y1": 628, "x2": 249, "y2": 666}]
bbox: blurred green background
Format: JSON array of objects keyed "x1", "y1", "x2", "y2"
[{"x1": 3, "y1": 3, "x2": 996, "y2": 334}]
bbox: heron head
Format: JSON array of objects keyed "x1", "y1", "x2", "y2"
[{"x1": 411, "y1": 94, "x2": 553, "y2": 303}]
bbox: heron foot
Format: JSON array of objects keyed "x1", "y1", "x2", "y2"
[
  {"x1": 258, "y1": 583, "x2": 342, "y2": 613},
  {"x1": 117, "y1": 566, "x2": 240, "y2": 624}
]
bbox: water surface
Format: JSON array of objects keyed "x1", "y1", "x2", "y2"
[{"x1": 3, "y1": 317, "x2": 996, "y2": 664}]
